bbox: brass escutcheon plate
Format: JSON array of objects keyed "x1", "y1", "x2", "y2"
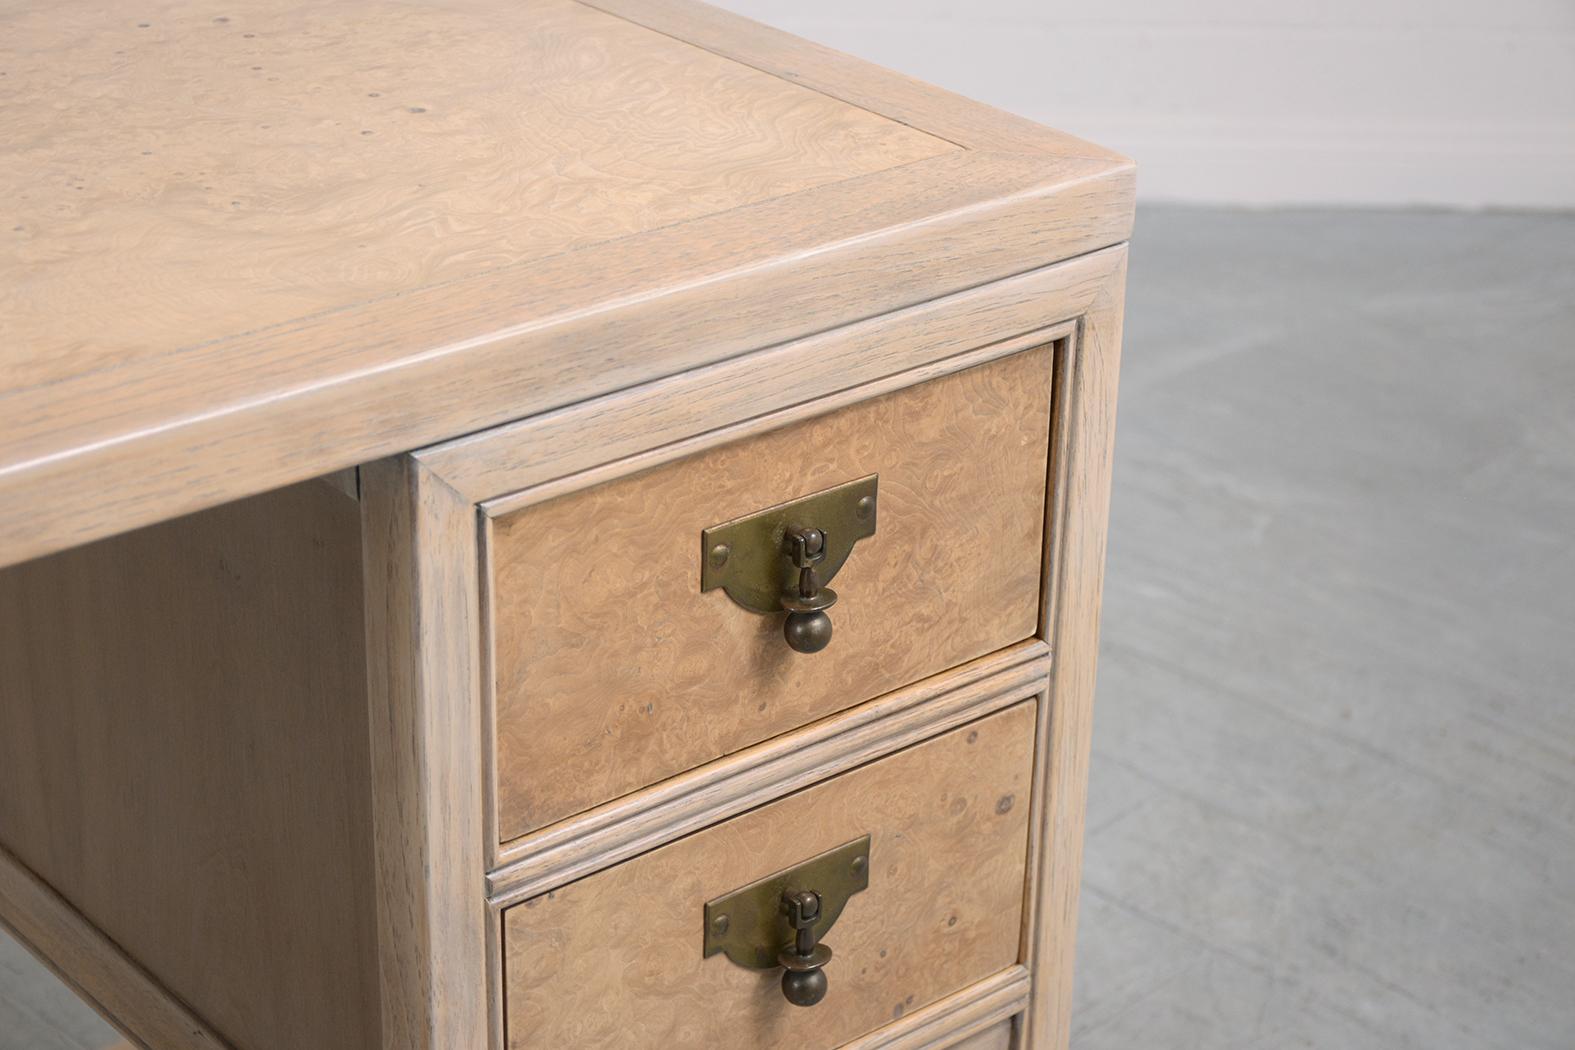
[
  {"x1": 700, "y1": 475, "x2": 878, "y2": 614},
  {"x1": 703, "y1": 835, "x2": 871, "y2": 970}
]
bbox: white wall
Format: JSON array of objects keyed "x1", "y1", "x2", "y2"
[{"x1": 712, "y1": 0, "x2": 1575, "y2": 209}]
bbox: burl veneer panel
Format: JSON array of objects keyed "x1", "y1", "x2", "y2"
[
  {"x1": 491, "y1": 345, "x2": 1054, "y2": 839},
  {"x1": 1, "y1": 0, "x2": 951, "y2": 383},
  {"x1": 503, "y1": 701, "x2": 1037, "y2": 1049}
]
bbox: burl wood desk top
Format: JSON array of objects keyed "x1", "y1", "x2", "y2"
[{"x1": 0, "y1": 0, "x2": 1131, "y2": 569}]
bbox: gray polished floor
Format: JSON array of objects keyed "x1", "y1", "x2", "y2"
[{"x1": 3, "y1": 205, "x2": 1573, "y2": 1048}]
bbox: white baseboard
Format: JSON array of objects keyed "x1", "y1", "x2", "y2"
[
  {"x1": 1053, "y1": 125, "x2": 1575, "y2": 210},
  {"x1": 711, "y1": 0, "x2": 1575, "y2": 211}
]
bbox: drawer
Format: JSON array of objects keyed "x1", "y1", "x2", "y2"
[
  {"x1": 490, "y1": 345, "x2": 1054, "y2": 840},
  {"x1": 501, "y1": 701, "x2": 1037, "y2": 1048}
]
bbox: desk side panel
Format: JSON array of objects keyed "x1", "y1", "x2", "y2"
[{"x1": 0, "y1": 480, "x2": 379, "y2": 1050}]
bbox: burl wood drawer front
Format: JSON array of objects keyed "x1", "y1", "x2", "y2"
[
  {"x1": 502, "y1": 701, "x2": 1036, "y2": 1049},
  {"x1": 491, "y1": 346, "x2": 1053, "y2": 841}
]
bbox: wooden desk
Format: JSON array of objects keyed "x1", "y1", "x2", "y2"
[{"x1": 0, "y1": 2, "x2": 1132, "y2": 1047}]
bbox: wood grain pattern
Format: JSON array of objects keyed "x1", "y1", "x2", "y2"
[
  {"x1": 1023, "y1": 256, "x2": 1126, "y2": 1050},
  {"x1": 502, "y1": 702, "x2": 1037, "y2": 1049},
  {"x1": 488, "y1": 642, "x2": 1048, "y2": 902},
  {"x1": 413, "y1": 244, "x2": 1123, "y2": 509},
  {"x1": 844, "y1": 969, "x2": 1026, "y2": 1050},
  {"x1": 0, "y1": 0, "x2": 1132, "y2": 570},
  {"x1": 0, "y1": 247, "x2": 1127, "y2": 1049},
  {"x1": 945, "y1": 1020, "x2": 1015, "y2": 1050},
  {"x1": 0, "y1": 845, "x2": 228, "y2": 1050},
  {"x1": 1, "y1": 0, "x2": 949, "y2": 387},
  {"x1": 359, "y1": 457, "x2": 489, "y2": 1050},
  {"x1": 0, "y1": 481, "x2": 379, "y2": 1050},
  {"x1": 584, "y1": 0, "x2": 1120, "y2": 159},
  {"x1": 843, "y1": 967, "x2": 1026, "y2": 1050},
  {"x1": 317, "y1": 466, "x2": 361, "y2": 502},
  {"x1": 421, "y1": 267, "x2": 1095, "y2": 504},
  {"x1": 489, "y1": 346, "x2": 1053, "y2": 840},
  {"x1": 484, "y1": 645, "x2": 1046, "y2": 1044}
]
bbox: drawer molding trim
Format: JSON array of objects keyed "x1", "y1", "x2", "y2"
[
  {"x1": 471, "y1": 321, "x2": 1071, "y2": 518},
  {"x1": 487, "y1": 640, "x2": 1048, "y2": 904},
  {"x1": 498, "y1": 706, "x2": 1037, "y2": 1048},
  {"x1": 416, "y1": 252, "x2": 1113, "y2": 508},
  {"x1": 843, "y1": 965, "x2": 1029, "y2": 1050},
  {"x1": 484, "y1": 342, "x2": 1056, "y2": 841}
]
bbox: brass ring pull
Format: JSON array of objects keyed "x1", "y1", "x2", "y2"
[{"x1": 778, "y1": 889, "x2": 833, "y2": 1006}]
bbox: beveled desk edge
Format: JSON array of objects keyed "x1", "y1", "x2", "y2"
[{"x1": 0, "y1": 0, "x2": 1133, "y2": 570}]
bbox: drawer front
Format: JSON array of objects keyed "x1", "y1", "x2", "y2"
[
  {"x1": 502, "y1": 701, "x2": 1036, "y2": 1048},
  {"x1": 491, "y1": 345, "x2": 1053, "y2": 840}
]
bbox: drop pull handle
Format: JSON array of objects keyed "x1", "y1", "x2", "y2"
[
  {"x1": 778, "y1": 889, "x2": 833, "y2": 1005},
  {"x1": 780, "y1": 526, "x2": 837, "y2": 653},
  {"x1": 699, "y1": 475, "x2": 878, "y2": 656},
  {"x1": 703, "y1": 836, "x2": 871, "y2": 1008}
]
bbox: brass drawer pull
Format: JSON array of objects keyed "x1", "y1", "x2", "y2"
[
  {"x1": 778, "y1": 890, "x2": 833, "y2": 1005},
  {"x1": 700, "y1": 475, "x2": 878, "y2": 654},
  {"x1": 780, "y1": 526, "x2": 836, "y2": 653},
  {"x1": 704, "y1": 835, "x2": 871, "y2": 1007}
]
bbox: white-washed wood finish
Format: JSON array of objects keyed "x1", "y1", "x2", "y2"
[
  {"x1": 945, "y1": 1020, "x2": 1015, "y2": 1050},
  {"x1": 359, "y1": 458, "x2": 489, "y2": 1050},
  {"x1": 502, "y1": 702, "x2": 1037, "y2": 1049},
  {"x1": 3, "y1": 0, "x2": 949, "y2": 383},
  {"x1": 415, "y1": 248, "x2": 1119, "y2": 507},
  {"x1": 0, "y1": 481, "x2": 378, "y2": 1049},
  {"x1": 489, "y1": 346, "x2": 1053, "y2": 839},
  {"x1": 488, "y1": 642, "x2": 1048, "y2": 904},
  {"x1": 0, "y1": 0, "x2": 1132, "y2": 570},
  {"x1": 1023, "y1": 258, "x2": 1127, "y2": 1049},
  {"x1": 844, "y1": 968, "x2": 1025, "y2": 1050},
  {"x1": 0, "y1": 845, "x2": 228, "y2": 1050},
  {"x1": 0, "y1": 245, "x2": 1127, "y2": 1050}
]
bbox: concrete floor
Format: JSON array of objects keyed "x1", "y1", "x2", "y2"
[
  {"x1": 0, "y1": 934, "x2": 119, "y2": 1048},
  {"x1": 1072, "y1": 205, "x2": 1575, "y2": 1049},
  {"x1": 3, "y1": 205, "x2": 1573, "y2": 1048}
]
